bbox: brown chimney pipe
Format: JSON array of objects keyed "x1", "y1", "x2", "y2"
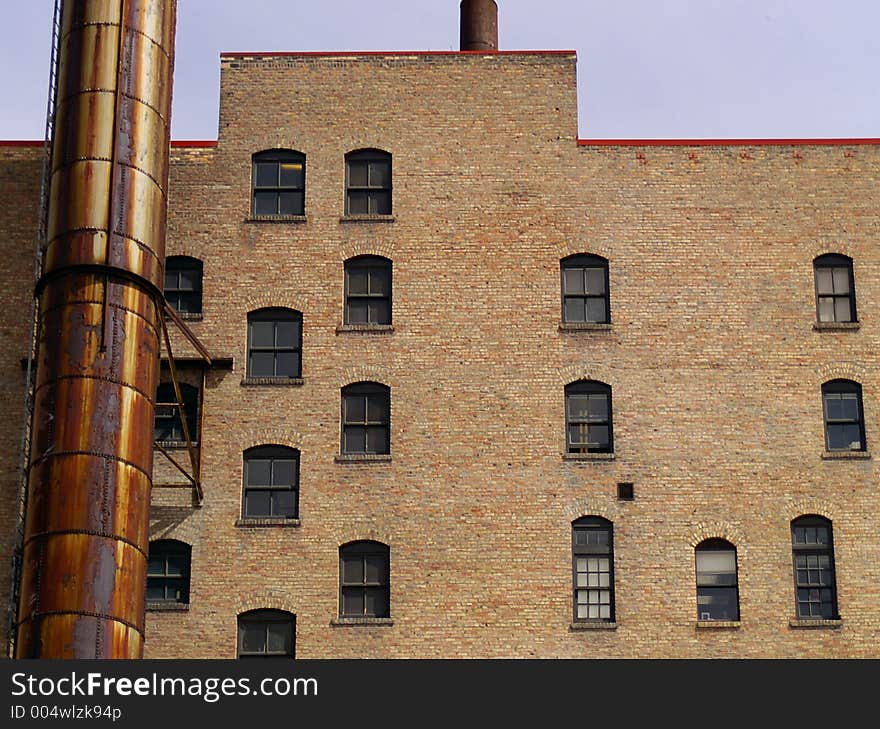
[
  {"x1": 15, "y1": 0, "x2": 176, "y2": 658},
  {"x1": 460, "y1": 0, "x2": 498, "y2": 51}
]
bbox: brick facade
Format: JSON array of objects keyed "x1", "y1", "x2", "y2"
[{"x1": 1, "y1": 51, "x2": 878, "y2": 658}]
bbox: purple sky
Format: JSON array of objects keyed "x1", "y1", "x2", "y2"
[{"x1": 2, "y1": 0, "x2": 878, "y2": 141}]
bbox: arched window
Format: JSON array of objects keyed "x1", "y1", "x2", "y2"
[
  {"x1": 565, "y1": 380, "x2": 613, "y2": 454},
  {"x1": 822, "y1": 379, "x2": 866, "y2": 451},
  {"x1": 561, "y1": 254, "x2": 610, "y2": 324},
  {"x1": 345, "y1": 149, "x2": 391, "y2": 215},
  {"x1": 814, "y1": 254, "x2": 856, "y2": 323},
  {"x1": 154, "y1": 382, "x2": 199, "y2": 444},
  {"x1": 247, "y1": 308, "x2": 303, "y2": 379},
  {"x1": 164, "y1": 256, "x2": 203, "y2": 315},
  {"x1": 237, "y1": 609, "x2": 296, "y2": 658},
  {"x1": 147, "y1": 539, "x2": 191, "y2": 605},
  {"x1": 252, "y1": 149, "x2": 305, "y2": 216},
  {"x1": 344, "y1": 256, "x2": 392, "y2": 325},
  {"x1": 572, "y1": 517, "x2": 614, "y2": 622},
  {"x1": 242, "y1": 445, "x2": 300, "y2": 519},
  {"x1": 791, "y1": 516, "x2": 839, "y2": 619},
  {"x1": 339, "y1": 541, "x2": 390, "y2": 618},
  {"x1": 695, "y1": 539, "x2": 739, "y2": 621},
  {"x1": 341, "y1": 382, "x2": 390, "y2": 455}
]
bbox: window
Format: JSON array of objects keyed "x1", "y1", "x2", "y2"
[
  {"x1": 791, "y1": 516, "x2": 839, "y2": 619},
  {"x1": 814, "y1": 254, "x2": 856, "y2": 323},
  {"x1": 572, "y1": 517, "x2": 614, "y2": 622},
  {"x1": 565, "y1": 380, "x2": 613, "y2": 454},
  {"x1": 237, "y1": 610, "x2": 295, "y2": 658},
  {"x1": 695, "y1": 539, "x2": 739, "y2": 621},
  {"x1": 341, "y1": 382, "x2": 390, "y2": 455},
  {"x1": 344, "y1": 256, "x2": 392, "y2": 325},
  {"x1": 345, "y1": 149, "x2": 391, "y2": 215},
  {"x1": 146, "y1": 540, "x2": 191, "y2": 605},
  {"x1": 154, "y1": 382, "x2": 199, "y2": 443},
  {"x1": 561, "y1": 254, "x2": 610, "y2": 324},
  {"x1": 252, "y1": 150, "x2": 305, "y2": 216},
  {"x1": 164, "y1": 256, "x2": 203, "y2": 315},
  {"x1": 822, "y1": 379, "x2": 866, "y2": 451},
  {"x1": 242, "y1": 446, "x2": 300, "y2": 519},
  {"x1": 247, "y1": 308, "x2": 302, "y2": 379},
  {"x1": 339, "y1": 541, "x2": 390, "y2": 618}
]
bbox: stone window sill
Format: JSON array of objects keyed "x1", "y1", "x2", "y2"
[
  {"x1": 330, "y1": 617, "x2": 394, "y2": 627},
  {"x1": 335, "y1": 454, "x2": 392, "y2": 463},
  {"x1": 822, "y1": 450, "x2": 870, "y2": 460},
  {"x1": 813, "y1": 321, "x2": 860, "y2": 332},
  {"x1": 696, "y1": 620, "x2": 740, "y2": 629},
  {"x1": 570, "y1": 621, "x2": 618, "y2": 631},
  {"x1": 563, "y1": 452, "x2": 615, "y2": 462},
  {"x1": 240, "y1": 377, "x2": 304, "y2": 387},
  {"x1": 558, "y1": 322, "x2": 612, "y2": 332},
  {"x1": 175, "y1": 312, "x2": 204, "y2": 322},
  {"x1": 235, "y1": 518, "x2": 301, "y2": 528},
  {"x1": 339, "y1": 214, "x2": 395, "y2": 224},
  {"x1": 789, "y1": 618, "x2": 843, "y2": 629},
  {"x1": 155, "y1": 441, "x2": 199, "y2": 450},
  {"x1": 146, "y1": 602, "x2": 189, "y2": 612},
  {"x1": 246, "y1": 215, "x2": 307, "y2": 224},
  {"x1": 336, "y1": 324, "x2": 394, "y2": 334}
]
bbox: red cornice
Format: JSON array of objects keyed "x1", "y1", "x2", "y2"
[
  {"x1": 221, "y1": 49, "x2": 575, "y2": 58},
  {"x1": 171, "y1": 140, "x2": 218, "y2": 148},
  {"x1": 578, "y1": 138, "x2": 880, "y2": 147},
  {"x1": 0, "y1": 140, "x2": 42, "y2": 147}
]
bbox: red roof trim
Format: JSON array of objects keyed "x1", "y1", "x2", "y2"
[
  {"x1": 578, "y1": 138, "x2": 880, "y2": 147},
  {"x1": 171, "y1": 140, "x2": 218, "y2": 148},
  {"x1": 0, "y1": 140, "x2": 43, "y2": 147},
  {"x1": 221, "y1": 49, "x2": 575, "y2": 59}
]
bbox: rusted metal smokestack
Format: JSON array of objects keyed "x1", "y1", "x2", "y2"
[
  {"x1": 460, "y1": 0, "x2": 498, "y2": 51},
  {"x1": 15, "y1": 0, "x2": 176, "y2": 658}
]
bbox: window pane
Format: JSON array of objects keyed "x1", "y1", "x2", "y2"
[
  {"x1": 365, "y1": 555, "x2": 386, "y2": 584},
  {"x1": 838, "y1": 393, "x2": 859, "y2": 421},
  {"x1": 832, "y1": 267, "x2": 850, "y2": 294},
  {"x1": 164, "y1": 270, "x2": 178, "y2": 290},
  {"x1": 371, "y1": 192, "x2": 391, "y2": 215},
  {"x1": 273, "y1": 490, "x2": 296, "y2": 518},
  {"x1": 249, "y1": 352, "x2": 275, "y2": 377},
  {"x1": 347, "y1": 300, "x2": 369, "y2": 324},
  {"x1": 563, "y1": 269, "x2": 584, "y2": 295},
  {"x1": 275, "y1": 352, "x2": 300, "y2": 378},
  {"x1": 272, "y1": 459, "x2": 295, "y2": 486},
  {"x1": 245, "y1": 490, "x2": 271, "y2": 517},
  {"x1": 834, "y1": 298, "x2": 852, "y2": 322},
  {"x1": 146, "y1": 582, "x2": 164, "y2": 601},
  {"x1": 347, "y1": 192, "x2": 368, "y2": 214},
  {"x1": 567, "y1": 394, "x2": 590, "y2": 420},
  {"x1": 369, "y1": 268, "x2": 389, "y2": 295},
  {"x1": 177, "y1": 270, "x2": 198, "y2": 291},
  {"x1": 266, "y1": 623, "x2": 291, "y2": 654},
  {"x1": 584, "y1": 268, "x2": 605, "y2": 294},
  {"x1": 147, "y1": 555, "x2": 165, "y2": 575},
  {"x1": 369, "y1": 161, "x2": 390, "y2": 188},
  {"x1": 246, "y1": 459, "x2": 271, "y2": 486},
  {"x1": 588, "y1": 394, "x2": 608, "y2": 421},
  {"x1": 344, "y1": 396, "x2": 366, "y2": 423},
  {"x1": 348, "y1": 269, "x2": 369, "y2": 295},
  {"x1": 564, "y1": 298, "x2": 585, "y2": 322},
  {"x1": 343, "y1": 428, "x2": 366, "y2": 453},
  {"x1": 348, "y1": 161, "x2": 368, "y2": 187},
  {"x1": 241, "y1": 623, "x2": 265, "y2": 653},
  {"x1": 253, "y1": 191, "x2": 277, "y2": 215},
  {"x1": 815, "y1": 268, "x2": 833, "y2": 294},
  {"x1": 365, "y1": 587, "x2": 388, "y2": 617},
  {"x1": 165, "y1": 557, "x2": 184, "y2": 578},
  {"x1": 586, "y1": 298, "x2": 607, "y2": 323},
  {"x1": 250, "y1": 321, "x2": 274, "y2": 348},
  {"x1": 279, "y1": 161, "x2": 303, "y2": 187},
  {"x1": 342, "y1": 556, "x2": 364, "y2": 585},
  {"x1": 279, "y1": 191, "x2": 304, "y2": 215},
  {"x1": 366, "y1": 426, "x2": 389, "y2": 454},
  {"x1": 824, "y1": 394, "x2": 844, "y2": 421},
  {"x1": 371, "y1": 300, "x2": 391, "y2": 325},
  {"x1": 275, "y1": 321, "x2": 299, "y2": 348},
  {"x1": 589, "y1": 425, "x2": 609, "y2": 449},
  {"x1": 696, "y1": 550, "x2": 736, "y2": 574},
  {"x1": 255, "y1": 162, "x2": 277, "y2": 188},
  {"x1": 367, "y1": 395, "x2": 388, "y2": 423},
  {"x1": 697, "y1": 587, "x2": 738, "y2": 620},
  {"x1": 817, "y1": 298, "x2": 835, "y2": 322},
  {"x1": 341, "y1": 589, "x2": 364, "y2": 616},
  {"x1": 568, "y1": 424, "x2": 588, "y2": 447}
]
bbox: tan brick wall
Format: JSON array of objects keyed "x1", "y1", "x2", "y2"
[{"x1": 2, "y1": 52, "x2": 878, "y2": 658}]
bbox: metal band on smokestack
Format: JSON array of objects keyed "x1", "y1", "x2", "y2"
[
  {"x1": 15, "y1": 0, "x2": 176, "y2": 658},
  {"x1": 460, "y1": 0, "x2": 498, "y2": 51}
]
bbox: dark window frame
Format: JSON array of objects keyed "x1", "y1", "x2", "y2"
[
  {"x1": 154, "y1": 381, "x2": 199, "y2": 444},
  {"x1": 251, "y1": 149, "x2": 306, "y2": 217},
  {"x1": 572, "y1": 517, "x2": 615, "y2": 622},
  {"x1": 246, "y1": 308, "x2": 303, "y2": 379},
  {"x1": 814, "y1": 254, "x2": 857, "y2": 324},
  {"x1": 345, "y1": 149, "x2": 392, "y2": 216},
  {"x1": 341, "y1": 382, "x2": 391, "y2": 455},
  {"x1": 164, "y1": 256, "x2": 203, "y2": 315},
  {"x1": 146, "y1": 539, "x2": 191, "y2": 605},
  {"x1": 237, "y1": 609, "x2": 296, "y2": 659},
  {"x1": 565, "y1": 380, "x2": 613, "y2": 454},
  {"x1": 344, "y1": 256, "x2": 392, "y2": 325},
  {"x1": 822, "y1": 379, "x2": 866, "y2": 452},
  {"x1": 339, "y1": 541, "x2": 390, "y2": 618},
  {"x1": 695, "y1": 538, "x2": 740, "y2": 622},
  {"x1": 791, "y1": 516, "x2": 839, "y2": 620},
  {"x1": 242, "y1": 445, "x2": 300, "y2": 520},
  {"x1": 561, "y1": 254, "x2": 610, "y2": 324}
]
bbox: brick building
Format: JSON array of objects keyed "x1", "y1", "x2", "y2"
[{"x1": 1, "y1": 7, "x2": 878, "y2": 659}]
